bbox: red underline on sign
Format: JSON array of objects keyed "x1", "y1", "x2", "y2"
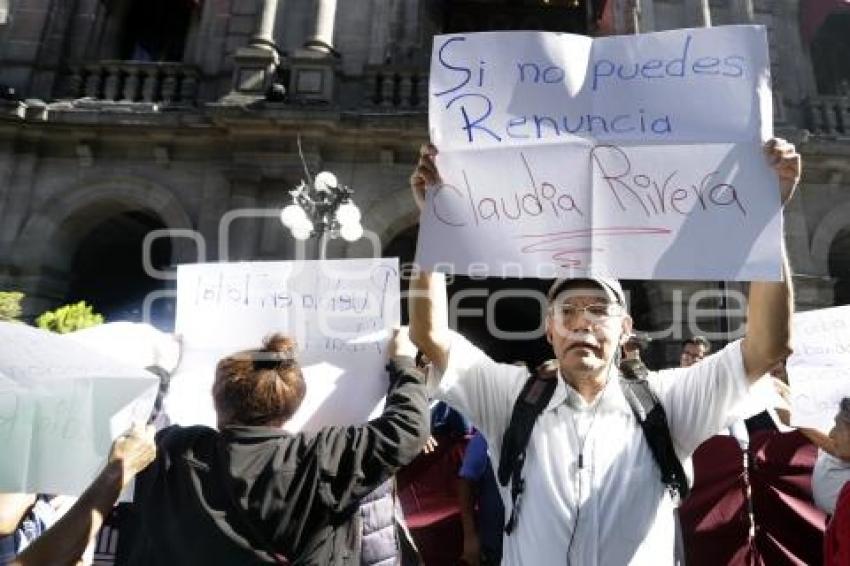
[{"x1": 516, "y1": 226, "x2": 672, "y2": 268}]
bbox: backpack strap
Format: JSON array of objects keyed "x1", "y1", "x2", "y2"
[
  {"x1": 497, "y1": 358, "x2": 691, "y2": 536},
  {"x1": 619, "y1": 359, "x2": 690, "y2": 502},
  {"x1": 497, "y1": 360, "x2": 558, "y2": 535}
]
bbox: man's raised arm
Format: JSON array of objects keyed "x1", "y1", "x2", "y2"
[
  {"x1": 408, "y1": 144, "x2": 451, "y2": 371},
  {"x1": 741, "y1": 139, "x2": 801, "y2": 382},
  {"x1": 11, "y1": 424, "x2": 155, "y2": 566}
]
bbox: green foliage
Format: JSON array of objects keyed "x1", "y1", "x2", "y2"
[
  {"x1": 36, "y1": 301, "x2": 104, "y2": 333},
  {"x1": 0, "y1": 291, "x2": 24, "y2": 322}
]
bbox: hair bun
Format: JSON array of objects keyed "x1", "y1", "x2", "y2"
[
  {"x1": 261, "y1": 333, "x2": 297, "y2": 360},
  {"x1": 214, "y1": 333, "x2": 306, "y2": 426}
]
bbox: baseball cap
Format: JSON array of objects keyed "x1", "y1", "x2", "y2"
[{"x1": 547, "y1": 277, "x2": 626, "y2": 306}]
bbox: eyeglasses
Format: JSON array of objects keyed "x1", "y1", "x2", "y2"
[{"x1": 552, "y1": 303, "x2": 625, "y2": 321}]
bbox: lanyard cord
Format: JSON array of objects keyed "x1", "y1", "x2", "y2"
[{"x1": 565, "y1": 360, "x2": 616, "y2": 566}]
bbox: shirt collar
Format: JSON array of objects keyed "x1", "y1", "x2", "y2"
[
  {"x1": 221, "y1": 425, "x2": 291, "y2": 440},
  {"x1": 546, "y1": 361, "x2": 620, "y2": 413}
]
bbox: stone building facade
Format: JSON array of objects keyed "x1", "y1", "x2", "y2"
[{"x1": 0, "y1": 0, "x2": 848, "y2": 365}]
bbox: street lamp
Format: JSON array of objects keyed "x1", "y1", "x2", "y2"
[{"x1": 279, "y1": 171, "x2": 364, "y2": 247}]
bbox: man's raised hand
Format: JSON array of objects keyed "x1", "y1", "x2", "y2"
[
  {"x1": 108, "y1": 422, "x2": 156, "y2": 488},
  {"x1": 410, "y1": 144, "x2": 440, "y2": 211},
  {"x1": 764, "y1": 138, "x2": 801, "y2": 206}
]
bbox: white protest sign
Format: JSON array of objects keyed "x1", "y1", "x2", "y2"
[
  {"x1": 733, "y1": 376, "x2": 790, "y2": 428},
  {"x1": 418, "y1": 26, "x2": 781, "y2": 281},
  {"x1": 0, "y1": 322, "x2": 157, "y2": 495},
  {"x1": 787, "y1": 305, "x2": 850, "y2": 431},
  {"x1": 64, "y1": 322, "x2": 182, "y2": 373},
  {"x1": 167, "y1": 259, "x2": 400, "y2": 431}
]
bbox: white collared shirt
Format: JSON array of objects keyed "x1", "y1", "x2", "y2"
[
  {"x1": 433, "y1": 334, "x2": 749, "y2": 566},
  {"x1": 813, "y1": 449, "x2": 850, "y2": 515}
]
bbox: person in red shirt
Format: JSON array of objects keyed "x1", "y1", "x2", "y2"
[{"x1": 813, "y1": 398, "x2": 850, "y2": 566}]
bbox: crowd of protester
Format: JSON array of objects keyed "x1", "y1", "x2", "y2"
[{"x1": 0, "y1": 137, "x2": 848, "y2": 566}]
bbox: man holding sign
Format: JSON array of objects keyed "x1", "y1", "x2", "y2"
[
  {"x1": 408, "y1": 137, "x2": 800, "y2": 565},
  {"x1": 420, "y1": 26, "x2": 782, "y2": 280}
]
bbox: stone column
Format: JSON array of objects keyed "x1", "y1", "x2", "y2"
[
  {"x1": 400, "y1": 0, "x2": 421, "y2": 58},
  {"x1": 699, "y1": 0, "x2": 711, "y2": 27},
  {"x1": 638, "y1": 0, "x2": 656, "y2": 33},
  {"x1": 251, "y1": 0, "x2": 280, "y2": 48},
  {"x1": 288, "y1": 0, "x2": 339, "y2": 103},
  {"x1": 0, "y1": 0, "x2": 58, "y2": 95},
  {"x1": 609, "y1": 0, "x2": 629, "y2": 34},
  {"x1": 685, "y1": 0, "x2": 712, "y2": 27},
  {"x1": 367, "y1": 0, "x2": 392, "y2": 65},
  {"x1": 631, "y1": 0, "x2": 640, "y2": 33},
  {"x1": 225, "y1": 0, "x2": 283, "y2": 103},
  {"x1": 304, "y1": 0, "x2": 338, "y2": 53},
  {"x1": 731, "y1": 0, "x2": 755, "y2": 23},
  {"x1": 774, "y1": 0, "x2": 817, "y2": 106}
]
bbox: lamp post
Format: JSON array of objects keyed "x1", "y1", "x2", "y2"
[{"x1": 279, "y1": 171, "x2": 364, "y2": 259}]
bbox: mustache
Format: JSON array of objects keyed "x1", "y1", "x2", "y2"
[
  {"x1": 566, "y1": 341, "x2": 602, "y2": 354},
  {"x1": 559, "y1": 333, "x2": 603, "y2": 354}
]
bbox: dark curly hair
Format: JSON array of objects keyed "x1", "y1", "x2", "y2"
[{"x1": 212, "y1": 334, "x2": 307, "y2": 427}]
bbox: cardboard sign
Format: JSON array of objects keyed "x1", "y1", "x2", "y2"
[
  {"x1": 787, "y1": 305, "x2": 850, "y2": 431},
  {"x1": 418, "y1": 26, "x2": 781, "y2": 281},
  {"x1": 0, "y1": 322, "x2": 157, "y2": 495},
  {"x1": 167, "y1": 259, "x2": 401, "y2": 431}
]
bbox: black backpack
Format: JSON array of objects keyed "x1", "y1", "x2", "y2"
[{"x1": 497, "y1": 358, "x2": 690, "y2": 534}]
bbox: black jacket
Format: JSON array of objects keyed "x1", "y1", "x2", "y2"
[{"x1": 125, "y1": 357, "x2": 428, "y2": 565}]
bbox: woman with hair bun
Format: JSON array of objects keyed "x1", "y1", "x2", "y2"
[{"x1": 124, "y1": 328, "x2": 429, "y2": 565}]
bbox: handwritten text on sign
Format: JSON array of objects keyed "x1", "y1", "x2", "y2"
[
  {"x1": 168, "y1": 259, "x2": 400, "y2": 431},
  {"x1": 787, "y1": 305, "x2": 850, "y2": 431},
  {"x1": 418, "y1": 26, "x2": 780, "y2": 281}
]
